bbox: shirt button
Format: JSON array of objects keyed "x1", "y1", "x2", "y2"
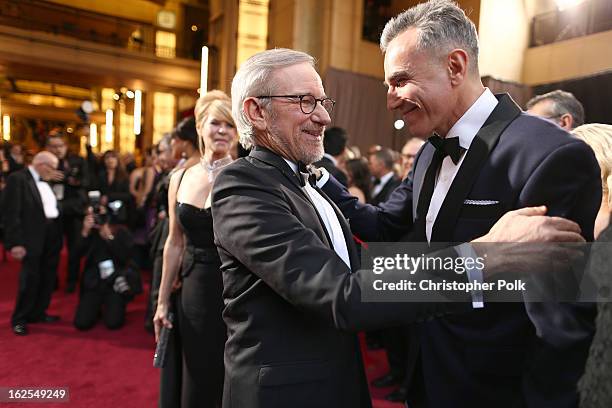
[{"x1": 426, "y1": 215, "x2": 434, "y2": 222}]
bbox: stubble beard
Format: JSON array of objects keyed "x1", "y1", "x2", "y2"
[{"x1": 268, "y1": 124, "x2": 324, "y2": 165}]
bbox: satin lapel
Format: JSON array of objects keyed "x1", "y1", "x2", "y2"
[
  {"x1": 411, "y1": 144, "x2": 436, "y2": 220},
  {"x1": 249, "y1": 146, "x2": 305, "y2": 194},
  {"x1": 249, "y1": 146, "x2": 334, "y2": 249},
  {"x1": 431, "y1": 94, "x2": 522, "y2": 242},
  {"x1": 315, "y1": 186, "x2": 360, "y2": 271},
  {"x1": 25, "y1": 170, "x2": 44, "y2": 210}
]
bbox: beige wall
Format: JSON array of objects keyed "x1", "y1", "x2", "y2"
[
  {"x1": 478, "y1": 0, "x2": 528, "y2": 82},
  {"x1": 522, "y1": 30, "x2": 612, "y2": 85}
]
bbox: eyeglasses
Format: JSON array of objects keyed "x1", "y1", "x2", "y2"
[{"x1": 256, "y1": 94, "x2": 335, "y2": 115}]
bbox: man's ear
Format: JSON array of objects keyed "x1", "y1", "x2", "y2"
[
  {"x1": 447, "y1": 49, "x2": 469, "y2": 86},
  {"x1": 559, "y1": 113, "x2": 574, "y2": 131},
  {"x1": 243, "y1": 97, "x2": 267, "y2": 132}
]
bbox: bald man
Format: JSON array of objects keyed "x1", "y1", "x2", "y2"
[{"x1": 3, "y1": 151, "x2": 63, "y2": 335}]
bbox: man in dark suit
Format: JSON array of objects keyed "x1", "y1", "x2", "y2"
[
  {"x1": 368, "y1": 147, "x2": 401, "y2": 205},
  {"x1": 3, "y1": 151, "x2": 63, "y2": 336},
  {"x1": 210, "y1": 47, "x2": 586, "y2": 408},
  {"x1": 321, "y1": 1, "x2": 601, "y2": 407},
  {"x1": 46, "y1": 133, "x2": 89, "y2": 293},
  {"x1": 313, "y1": 126, "x2": 348, "y2": 187}
]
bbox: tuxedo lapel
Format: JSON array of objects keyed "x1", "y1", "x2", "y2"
[
  {"x1": 411, "y1": 144, "x2": 436, "y2": 220},
  {"x1": 430, "y1": 94, "x2": 521, "y2": 242},
  {"x1": 25, "y1": 169, "x2": 44, "y2": 211},
  {"x1": 249, "y1": 146, "x2": 305, "y2": 194},
  {"x1": 249, "y1": 146, "x2": 335, "y2": 249}
]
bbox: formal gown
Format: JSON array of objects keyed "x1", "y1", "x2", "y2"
[{"x1": 174, "y1": 200, "x2": 226, "y2": 408}]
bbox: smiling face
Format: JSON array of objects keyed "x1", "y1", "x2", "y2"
[
  {"x1": 262, "y1": 63, "x2": 331, "y2": 164},
  {"x1": 384, "y1": 28, "x2": 457, "y2": 139},
  {"x1": 199, "y1": 113, "x2": 237, "y2": 156}
]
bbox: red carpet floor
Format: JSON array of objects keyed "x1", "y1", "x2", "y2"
[{"x1": 0, "y1": 247, "x2": 402, "y2": 407}]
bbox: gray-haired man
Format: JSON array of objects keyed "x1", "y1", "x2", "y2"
[
  {"x1": 527, "y1": 89, "x2": 585, "y2": 130},
  {"x1": 211, "y1": 39, "x2": 590, "y2": 407}
]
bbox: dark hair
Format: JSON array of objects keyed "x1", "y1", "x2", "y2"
[
  {"x1": 345, "y1": 158, "x2": 372, "y2": 203},
  {"x1": 102, "y1": 150, "x2": 128, "y2": 183},
  {"x1": 372, "y1": 148, "x2": 395, "y2": 170},
  {"x1": 172, "y1": 116, "x2": 198, "y2": 148},
  {"x1": 323, "y1": 127, "x2": 348, "y2": 156},
  {"x1": 526, "y1": 90, "x2": 585, "y2": 128}
]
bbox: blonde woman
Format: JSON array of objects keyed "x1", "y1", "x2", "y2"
[
  {"x1": 154, "y1": 91, "x2": 237, "y2": 408},
  {"x1": 573, "y1": 123, "x2": 612, "y2": 408},
  {"x1": 572, "y1": 124, "x2": 612, "y2": 239}
]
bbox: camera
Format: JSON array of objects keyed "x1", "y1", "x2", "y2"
[
  {"x1": 87, "y1": 190, "x2": 109, "y2": 226},
  {"x1": 87, "y1": 190, "x2": 125, "y2": 225}
]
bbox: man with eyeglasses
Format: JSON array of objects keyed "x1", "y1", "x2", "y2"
[
  {"x1": 210, "y1": 47, "x2": 589, "y2": 408},
  {"x1": 3, "y1": 151, "x2": 63, "y2": 336}
]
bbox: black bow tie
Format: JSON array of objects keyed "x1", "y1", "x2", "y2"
[
  {"x1": 296, "y1": 161, "x2": 317, "y2": 187},
  {"x1": 428, "y1": 135, "x2": 465, "y2": 164}
]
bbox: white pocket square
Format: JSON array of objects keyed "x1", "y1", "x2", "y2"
[{"x1": 464, "y1": 199, "x2": 499, "y2": 205}]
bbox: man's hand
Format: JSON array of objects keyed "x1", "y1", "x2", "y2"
[
  {"x1": 46, "y1": 169, "x2": 65, "y2": 183},
  {"x1": 473, "y1": 206, "x2": 586, "y2": 278},
  {"x1": 99, "y1": 223, "x2": 114, "y2": 241},
  {"x1": 475, "y1": 206, "x2": 585, "y2": 243},
  {"x1": 10, "y1": 246, "x2": 27, "y2": 260}
]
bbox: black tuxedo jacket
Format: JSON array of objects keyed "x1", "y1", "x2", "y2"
[
  {"x1": 370, "y1": 174, "x2": 401, "y2": 206},
  {"x1": 2, "y1": 168, "x2": 60, "y2": 256},
  {"x1": 322, "y1": 94, "x2": 601, "y2": 408},
  {"x1": 314, "y1": 156, "x2": 348, "y2": 187},
  {"x1": 211, "y1": 146, "x2": 471, "y2": 408}
]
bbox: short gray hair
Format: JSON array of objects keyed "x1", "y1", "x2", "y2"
[
  {"x1": 231, "y1": 48, "x2": 315, "y2": 149},
  {"x1": 526, "y1": 90, "x2": 585, "y2": 128},
  {"x1": 380, "y1": 0, "x2": 479, "y2": 74}
]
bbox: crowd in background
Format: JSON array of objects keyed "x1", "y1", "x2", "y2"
[{"x1": 2, "y1": 80, "x2": 612, "y2": 407}]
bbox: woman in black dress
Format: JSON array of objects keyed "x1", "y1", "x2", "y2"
[{"x1": 154, "y1": 90, "x2": 236, "y2": 408}]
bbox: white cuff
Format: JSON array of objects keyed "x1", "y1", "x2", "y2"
[
  {"x1": 456, "y1": 243, "x2": 485, "y2": 309},
  {"x1": 315, "y1": 167, "x2": 330, "y2": 188}
]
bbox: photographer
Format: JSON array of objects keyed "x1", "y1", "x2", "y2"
[{"x1": 73, "y1": 206, "x2": 140, "y2": 331}]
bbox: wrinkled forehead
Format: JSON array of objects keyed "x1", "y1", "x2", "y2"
[{"x1": 271, "y1": 63, "x2": 325, "y2": 95}]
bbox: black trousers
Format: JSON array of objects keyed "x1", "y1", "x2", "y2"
[
  {"x1": 63, "y1": 216, "x2": 83, "y2": 285},
  {"x1": 159, "y1": 252, "x2": 226, "y2": 408},
  {"x1": 11, "y1": 219, "x2": 62, "y2": 326},
  {"x1": 383, "y1": 327, "x2": 409, "y2": 381},
  {"x1": 73, "y1": 285, "x2": 127, "y2": 330}
]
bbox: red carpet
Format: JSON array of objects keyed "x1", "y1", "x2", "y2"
[{"x1": 0, "y1": 247, "x2": 402, "y2": 407}]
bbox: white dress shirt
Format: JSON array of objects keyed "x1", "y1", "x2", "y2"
[
  {"x1": 371, "y1": 171, "x2": 395, "y2": 199},
  {"x1": 285, "y1": 159, "x2": 352, "y2": 270},
  {"x1": 28, "y1": 166, "x2": 59, "y2": 219},
  {"x1": 425, "y1": 88, "x2": 498, "y2": 308},
  {"x1": 425, "y1": 88, "x2": 498, "y2": 242}
]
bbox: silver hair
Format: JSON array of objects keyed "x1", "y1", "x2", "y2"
[
  {"x1": 231, "y1": 48, "x2": 315, "y2": 149},
  {"x1": 380, "y1": 0, "x2": 479, "y2": 74},
  {"x1": 526, "y1": 90, "x2": 585, "y2": 128}
]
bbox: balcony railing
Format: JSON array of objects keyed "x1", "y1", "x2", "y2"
[
  {"x1": 530, "y1": 0, "x2": 612, "y2": 47},
  {"x1": 0, "y1": 0, "x2": 197, "y2": 60}
]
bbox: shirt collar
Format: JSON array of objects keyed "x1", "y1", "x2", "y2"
[
  {"x1": 445, "y1": 88, "x2": 498, "y2": 150},
  {"x1": 283, "y1": 158, "x2": 299, "y2": 174},
  {"x1": 323, "y1": 153, "x2": 337, "y2": 166},
  {"x1": 28, "y1": 165, "x2": 41, "y2": 182},
  {"x1": 379, "y1": 171, "x2": 394, "y2": 186}
]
